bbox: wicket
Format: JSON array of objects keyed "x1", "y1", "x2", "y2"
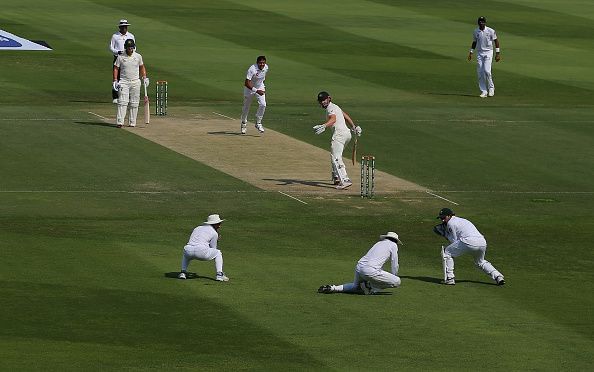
[
  {"x1": 156, "y1": 80, "x2": 168, "y2": 115},
  {"x1": 360, "y1": 155, "x2": 375, "y2": 198}
]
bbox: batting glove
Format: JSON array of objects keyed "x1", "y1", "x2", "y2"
[
  {"x1": 112, "y1": 80, "x2": 120, "y2": 91},
  {"x1": 354, "y1": 126, "x2": 362, "y2": 136},
  {"x1": 143, "y1": 77, "x2": 150, "y2": 87},
  {"x1": 313, "y1": 124, "x2": 326, "y2": 135}
]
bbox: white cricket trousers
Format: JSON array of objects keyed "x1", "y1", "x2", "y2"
[
  {"x1": 181, "y1": 245, "x2": 223, "y2": 273},
  {"x1": 341, "y1": 265, "x2": 401, "y2": 292},
  {"x1": 476, "y1": 52, "x2": 494, "y2": 94},
  {"x1": 330, "y1": 132, "x2": 352, "y2": 183},
  {"x1": 241, "y1": 90, "x2": 266, "y2": 124},
  {"x1": 116, "y1": 79, "x2": 141, "y2": 126},
  {"x1": 443, "y1": 239, "x2": 503, "y2": 280}
]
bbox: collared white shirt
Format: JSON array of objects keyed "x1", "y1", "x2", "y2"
[
  {"x1": 473, "y1": 26, "x2": 497, "y2": 54},
  {"x1": 325, "y1": 102, "x2": 350, "y2": 136},
  {"x1": 246, "y1": 63, "x2": 268, "y2": 89},
  {"x1": 110, "y1": 31, "x2": 136, "y2": 56},
  {"x1": 186, "y1": 225, "x2": 219, "y2": 249},
  {"x1": 445, "y1": 216, "x2": 486, "y2": 246},
  {"x1": 114, "y1": 51, "x2": 144, "y2": 81},
  {"x1": 356, "y1": 239, "x2": 399, "y2": 275}
]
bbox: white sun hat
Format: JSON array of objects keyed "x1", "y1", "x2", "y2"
[
  {"x1": 204, "y1": 214, "x2": 225, "y2": 225},
  {"x1": 379, "y1": 231, "x2": 403, "y2": 244},
  {"x1": 118, "y1": 19, "x2": 131, "y2": 27}
]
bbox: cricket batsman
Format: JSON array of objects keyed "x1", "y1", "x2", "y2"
[{"x1": 113, "y1": 39, "x2": 149, "y2": 128}]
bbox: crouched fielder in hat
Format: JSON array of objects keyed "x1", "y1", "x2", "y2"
[
  {"x1": 178, "y1": 214, "x2": 229, "y2": 282},
  {"x1": 318, "y1": 232, "x2": 402, "y2": 295},
  {"x1": 113, "y1": 38, "x2": 149, "y2": 127}
]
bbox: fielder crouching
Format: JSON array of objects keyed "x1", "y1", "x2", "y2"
[
  {"x1": 318, "y1": 232, "x2": 402, "y2": 295},
  {"x1": 113, "y1": 39, "x2": 148, "y2": 128}
]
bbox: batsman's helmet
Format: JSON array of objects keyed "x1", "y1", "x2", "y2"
[
  {"x1": 124, "y1": 39, "x2": 135, "y2": 49},
  {"x1": 437, "y1": 208, "x2": 455, "y2": 219},
  {"x1": 317, "y1": 91, "x2": 330, "y2": 103},
  {"x1": 477, "y1": 16, "x2": 486, "y2": 24}
]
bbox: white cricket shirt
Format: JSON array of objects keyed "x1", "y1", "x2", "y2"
[
  {"x1": 109, "y1": 31, "x2": 135, "y2": 56},
  {"x1": 473, "y1": 26, "x2": 497, "y2": 54},
  {"x1": 114, "y1": 51, "x2": 144, "y2": 81},
  {"x1": 186, "y1": 225, "x2": 219, "y2": 249},
  {"x1": 246, "y1": 63, "x2": 268, "y2": 89},
  {"x1": 356, "y1": 239, "x2": 399, "y2": 275},
  {"x1": 325, "y1": 102, "x2": 350, "y2": 136},
  {"x1": 445, "y1": 216, "x2": 486, "y2": 246}
]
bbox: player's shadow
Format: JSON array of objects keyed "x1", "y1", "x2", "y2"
[
  {"x1": 425, "y1": 92, "x2": 477, "y2": 98},
  {"x1": 207, "y1": 131, "x2": 259, "y2": 137},
  {"x1": 401, "y1": 275, "x2": 496, "y2": 286},
  {"x1": 164, "y1": 272, "x2": 218, "y2": 281},
  {"x1": 262, "y1": 178, "x2": 336, "y2": 189},
  {"x1": 73, "y1": 121, "x2": 115, "y2": 128}
]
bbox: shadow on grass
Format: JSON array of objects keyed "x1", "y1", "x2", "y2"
[
  {"x1": 262, "y1": 178, "x2": 336, "y2": 189},
  {"x1": 425, "y1": 92, "x2": 478, "y2": 97},
  {"x1": 208, "y1": 131, "x2": 259, "y2": 137},
  {"x1": 401, "y1": 275, "x2": 496, "y2": 286},
  {"x1": 164, "y1": 272, "x2": 218, "y2": 281},
  {"x1": 73, "y1": 121, "x2": 117, "y2": 128}
]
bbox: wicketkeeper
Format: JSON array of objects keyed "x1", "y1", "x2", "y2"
[
  {"x1": 433, "y1": 208, "x2": 505, "y2": 286},
  {"x1": 318, "y1": 232, "x2": 402, "y2": 295},
  {"x1": 113, "y1": 39, "x2": 148, "y2": 128}
]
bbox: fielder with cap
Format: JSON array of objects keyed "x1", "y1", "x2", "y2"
[
  {"x1": 109, "y1": 19, "x2": 136, "y2": 103},
  {"x1": 178, "y1": 214, "x2": 229, "y2": 282},
  {"x1": 434, "y1": 208, "x2": 505, "y2": 286},
  {"x1": 113, "y1": 38, "x2": 149, "y2": 128},
  {"x1": 467, "y1": 16, "x2": 501, "y2": 98},
  {"x1": 313, "y1": 91, "x2": 362, "y2": 190},
  {"x1": 240, "y1": 56, "x2": 268, "y2": 134},
  {"x1": 318, "y1": 232, "x2": 402, "y2": 295}
]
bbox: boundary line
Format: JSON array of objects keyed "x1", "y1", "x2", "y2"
[{"x1": 278, "y1": 191, "x2": 308, "y2": 205}]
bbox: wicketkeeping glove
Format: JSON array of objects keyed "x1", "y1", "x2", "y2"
[
  {"x1": 112, "y1": 80, "x2": 120, "y2": 91},
  {"x1": 313, "y1": 124, "x2": 326, "y2": 135},
  {"x1": 433, "y1": 223, "x2": 447, "y2": 237}
]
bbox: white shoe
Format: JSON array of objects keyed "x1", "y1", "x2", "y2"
[
  {"x1": 129, "y1": 124, "x2": 136, "y2": 127},
  {"x1": 496, "y1": 276, "x2": 505, "y2": 286},
  {"x1": 216, "y1": 272, "x2": 229, "y2": 282},
  {"x1": 479, "y1": 92, "x2": 488, "y2": 98},
  {"x1": 443, "y1": 277, "x2": 455, "y2": 285},
  {"x1": 255, "y1": 123, "x2": 265, "y2": 133},
  {"x1": 178, "y1": 272, "x2": 186, "y2": 280},
  {"x1": 336, "y1": 181, "x2": 352, "y2": 190},
  {"x1": 112, "y1": 98, "x2": 118, "y2": 104},
  {"x1": 488, "y1": 89, "x2": 495, "y2": 97},
  {"x1": 241, "y1": 122, "x2": 247, "y2": 134}
]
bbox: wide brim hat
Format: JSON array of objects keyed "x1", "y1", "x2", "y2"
[
  {"x1": 380, "y1": 231, "x2": 403, "y2": 244},
  {"x1": 118, "y1": 19, "x2": 131, "y2": 27},
  {"x1": 204, "y1": 214, "x2": 225, "y2": 225}
]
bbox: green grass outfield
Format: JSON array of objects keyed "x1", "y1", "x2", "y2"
[{"x1": 1, "y1": 0, "x2": 593, "y2": 370}]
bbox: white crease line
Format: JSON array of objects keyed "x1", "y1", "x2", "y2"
[
  {"x1": 88, "y1": 111, "x2": 109, "y2": 121},
  {"x1": 278, "y1": 191, "x2": 308, "y2": 205},
  {"x1": 426, "y1": 191, "x2": 459, "y2": 205},
  {"x1": 212, "y1": 112, "x2": 236, "y2": 121}
]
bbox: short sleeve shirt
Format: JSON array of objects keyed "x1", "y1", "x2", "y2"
[
  {"x1": 473, "y1": 26, "x2": 497, "y2": 54},
  {"x1": 246, "y1": 63, "x2": 268, "y2": 89},
  {"x1": 326, "y1": 102, "x2": 350, "y2": 136},
  {"x1": 114, "y1": 51, "x2": 143, "y2": 81}
]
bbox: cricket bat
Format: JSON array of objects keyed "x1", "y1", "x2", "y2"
[
  {"x1": 440, "y1": 246, "x2": 447, "y2": 282},
  {"x1": 143, "y1": 81, "x2": 150, "y2": 125},
  {"x1": 351, "y1": 136, "x2": 358, "y2": 165}
]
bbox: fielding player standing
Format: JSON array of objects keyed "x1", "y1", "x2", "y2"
[
  {"x1": 313, "y1": 91, "x2": 362, "y2": 190},
  {"x1": 240, "y1": 56, "x2": 268, "y2": 134},
  {"x1": 434, "y1": 208, "x2": 505, "y2": 286},
  {"x1": 113, "y1": 39, "x2": 148, "y2": 128},
  {"x1": 318, "y1": 232, "x2": 403, "y2": 295},
  {"x1": 109, "y1": 19, "x2": 135, "y2": 103},
  {"x1": 468, "y1": 16, "x2": 501, "y2": 98}
]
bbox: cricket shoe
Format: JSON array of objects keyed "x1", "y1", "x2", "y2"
[
  {"x1": 178, "y1": 272, "x2": 187, "y2": 280},
  {"x1": 360, "y1": 281, "x2": 373, "y2": 295},
  {"x1": 479, "y1": 91, "x2": 488, "y2": 98},
  {"x1": 336, "y1": 181, "x2": 353, "y2": 190},
  {"x1": 495, "y1": 276, "x2": 505, "y2": 286},
  {"x1": 116, "y1": 124, "x2": 123, "y2": 128},
  {"x1": 241, "y1": 121, "x2": 247, "y2": 134},
  {"x1": 255, "y1": 123, "x2": 265, "y2": 133},
  {"x1": 443, "y1": 277, "x2": 456, "y2": 285},
  {"x1": 216, "y1": 272, "x2": 229, "y2": 282},
  {"x1": 318, "y1": 285, "x2": 333, "y2": 294},
  {"x1": 488, "y1": 89, "x2": 495, "y2": 97}
]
